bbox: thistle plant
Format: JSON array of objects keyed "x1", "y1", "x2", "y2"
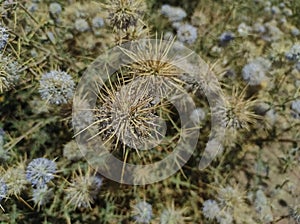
[
  {"x1": 132, "y1": 201, "x2": 153, "y2": 224},
  {"x1": 159, "y1": 202, "x2": 189, "y2": 224},
  {"x1": 0, "y1": 54, "x2": 19, "y2": 93},
  {"x1": 3, "y1": 162, "x2": 27, "y2": 197},
  {"x1": 65, "y1": 166, "x2": 102, "y2": 209},
  {"x1": 215, "y1": 86, "x2": 262, "y2": 131},
  {"x1": 106, "y1": 0, "x2": 145, "y2": 31},
  {"x1": 38, "y1": 70, "x2": 75, "y2": 105},
  {"x1": 26, "y1": 158, "x2": 57, "y2": 188},
  {"x1": 31, "y1": 186, "x2": 53, "y2": 210}
]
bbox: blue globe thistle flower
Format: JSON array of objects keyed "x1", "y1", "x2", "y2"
[
  {"x1": 0, "y1": 180, "x2": 7, "y2": 202},
  {"x1": 75, "y1": 19, "x2": 90, "y2": 32},
  {"x1": 0, "y1": 55, "x2": 20, "y2": 92},
  {"x1": 177, "y1": 24, "x2": 198, "y2": 44},
  {"x1": 202, "y1": 200, "x2": 221, "y2": 220},
  {"x1": 92, "y1": 16, "x2": 105, "y2": 29},
  {"x1": 65, "y1": 167, "x2": 103, "y2": 209},
  {"x1": 242, "y1": 57, "x2": 271, "y2": 86},
  {"x1": 132, "y1": 201, "x2": 153, "y2": 224},
  {"x1": 49, "y1": 2, "x2": 62, "y2": 16},
  {"x1": 39, "y1": 70, "x2": 75, "y2": 105},
  {"x1": 286, "y1": 43, "x2": 300, "y2": 62},
  {"x1": 219, "y1": 31, "x2": 235, "y2": 46},
  {"x1": 161, "y1": 4, "x2": 187, "y2": 22},
  {"x1": 26, "y1": 158, "x2": 57, "y2": 188},
  {"x1": 0, "y1": 25, "x2": 9, "y2": 50}
]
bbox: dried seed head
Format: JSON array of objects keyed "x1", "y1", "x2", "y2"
[
  {"x1": 107, "y1": 0, "x2": 144, "y2": 31},
  {"x1": 0, "y1": 55, "x2": 19, "y2": 93},
  {"x1": 215, "y1": 87, "x2": 261, "y2": 131},
  {"x1": 95, "y1": 76, "x2": 166, "y2": 151},
  {"x1": 31, "y1": 186, "x2": 53, "y2": 210},
  {"x1": 65, "y1": 167, "x2": 102, "y2": 209}
]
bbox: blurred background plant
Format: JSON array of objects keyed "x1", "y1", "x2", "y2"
[{"x1": 0, "y1": 0, "x2": 299, "y2": 223}]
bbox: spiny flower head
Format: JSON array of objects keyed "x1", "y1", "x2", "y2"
[
  {"x1": 95, "y1": 76, "x2": 165, "y2": 151},
  {"x1": 120, "y1": 37, "x2": 185, "y2": 93},
  {"x1": 132, "y1": 201, "x2": 153, "y2": 224},
  {"x1": 160, "y1": 202, "x2": 189, "y2": 224},
  {"x1": 26, "y1": 158, "x2": 57, "y2": 188},
  {"x1": 0, "y1": 54, "x2": 20, "y2": 93},
  {"x1": 39, "y1": 70, "x2": 75, "y2": 105},
  {"x1": 176, "y1": 24, "x2": 198, "y2": 44},
  {"x1": 4, "y1": 162, "x2": 27, "y2": 196},
  {"x1": 202, "y1": 199, "x2": 221, "y2": 220},
  {"x1": 217, "y1": 186, "x2": 245, "y2": 209},
  {"x1": 215, "y1": 87, "x2": 261, "y2": 131},
  {"x1": 107, "y1": 0, "x2": 144, "y2": 31},
  {"x1": 65, "y1": 167, "x2": 102, "y2": 209},
  {"x1": 0, "y1": 25, "x2": 9, "y2": 50},
  {"x1": 32, "y1": 186, "x2": 53, "y2": 210}
]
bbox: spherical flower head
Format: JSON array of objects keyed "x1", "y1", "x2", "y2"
[
  {"x1": 0, "y1": 180, "x2": 7, "y2": 201},
  {"x1": 216, "y1": 211, "x2": 233, "y2": 224},
  {"x1": 0, "y1": 55, "x2": 20, "y2": 92},
  {"x1": 161, "y1": 4, "x2": 187, "y2": 22},
  {"x1": 177, "y1": 24, "x2": 198, "y2": 44},
  {"x1": 132, "y1": 201, "x2": 153, "y2": 224},
  {"x1": 108, "y1": 0, "x2": 144, "y2": 31},
  {"x1": 75, "y1": 18, "x2": 90, "y2": 32},
  {"x1": 65, "y1": 168, "x2": 103, "y2": 209},
  {"x1": 49, "y1": 2, "x2": 62, "y2": 16},
  {"x1": 242, "y1": 57, "x2": 270, "y2": 86},
  {"x1": 32, "y1": 186, "x2": 53, "y2": 209},
  {"x1": 0, "y1": 25, "x2": 9, "y2": 50},
  {"x1": 92, "y1": 16, "x2": 104, "y2": 29},
  {"x1": 202, "y1": 200, "x2": 221, "y2": 220},
  {"x1": 39, "y1": 70, "x2": 75, "y2": 105},
  {"x1": 160, "y1": 205, "x2": 188, "y2": 224},
  {"x1": 219, "y1": 31, "x2": 235, "y2": 46},
  {"x1": 286, "y1": 43, "x2": 300, "y2": 62},
  {"x1": 26, "y1": 158, "x2": 56, "y2": 188}
]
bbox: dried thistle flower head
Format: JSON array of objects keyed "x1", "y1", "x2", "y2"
[
  {"x1": 65, "y1": 166, "x2": 102, "y2": 209},
  {"x1": 39, "y1": 70, "x2": 75, "y2": 105},
  {"x1": 94, "y1": 76, "x2": 166, "y2": 151},
  {"x1": 0, "y1": 54, "x2": 19, "y2": 93},
  {"x1": 3, "y1": 162, "x2": 27, "y2": 196},
  {"x1": 160, "y1": 202, "x2": 189, "y2": 224},
  {"x1": 132, "y1": 201, "x2": 153, "y2": 224},
  {"x1": 215, "y1": 87, "x2": 262, "y2": 131},
  {"x1": 120, "y1": 37, "x2": 184, "y2": 93},
  {"x1": 217, "y1": 185, "x2": 245, "y2": 209},
  {"x1": 107, "y1": 0, "x2": 145, "y2": 31},
  {"x1": 31, "y1": 186, "x2": 53, "y2": 210}
]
